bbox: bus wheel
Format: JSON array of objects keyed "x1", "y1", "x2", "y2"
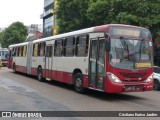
[
  {"x1": 74, "y1": 73, "x2": 85, "y2": 93},
  {"x1": 13, "y1": 64, "x2": 16, "y2": 73},
  {"x1": 37, "y1": 67, "x2": 43, "y2": 82}
]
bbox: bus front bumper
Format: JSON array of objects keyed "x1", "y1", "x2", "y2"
[{"x1": 106, "y1": 81, "x2": 153, "y2": 93}]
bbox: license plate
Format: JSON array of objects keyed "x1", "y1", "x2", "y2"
[{"x1": 124, "y1": 85, "x2": 143, "y2": 92}]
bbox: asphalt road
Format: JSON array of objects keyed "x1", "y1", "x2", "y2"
[{"x1": 0, "y1": 67, "x2": 160, "y2": 120}]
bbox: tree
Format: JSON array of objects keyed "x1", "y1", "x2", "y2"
[
  {"x1": 56, "y1": 0, "x2": 93, "y2": 34},
  {"x1": 0, "y1": 31, "x2": 4, "y2": 43},
  {"x1": 87, "y1": 0, "x2": 160, "y2": 36},
  {"x1": 0, "y1": 22, "x2": 28, "y2": 48},
  {"x1": 57, "y1": 0, "x2": 160, "y2": 36}
]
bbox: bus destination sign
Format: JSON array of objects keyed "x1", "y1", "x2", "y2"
[
  {"x1": 110, "y1": 27, "x2": 141, "y2": 37},
  {"x1": 135, "y1": 62, "x2": 151, "y2": 68}
]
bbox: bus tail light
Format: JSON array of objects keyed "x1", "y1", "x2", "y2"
[
  {"x1": 107, "y1": 72, "x2": 122, "y2": 83},
  {"x1": 145, "y1": 74, "x2": 153, "y2": 83}
]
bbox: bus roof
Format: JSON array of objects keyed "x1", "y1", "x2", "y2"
[
  {"x1": 8, "y1": 24, "x2": 149, "y2": 47},
  {"x1": 94, "y1": 24, "x2": 149, "y2": 32},
  {"x1": 0, "y1": 48, "x2": 8, "y2": 50},
  {"x1": 33, "y1": 27, "x2": 95, "y2": 44},
  {"x1": 9, "y1": 42, "x2": 29, "y2": 48}
]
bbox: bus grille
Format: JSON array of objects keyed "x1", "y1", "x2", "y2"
[{"x1": 120, "y1": 72, "x2": 147, "y2": 78}]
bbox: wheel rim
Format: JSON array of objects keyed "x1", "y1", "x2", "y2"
[{"x1": 76, "y1": 78, "x2": 82, "y2": 88}]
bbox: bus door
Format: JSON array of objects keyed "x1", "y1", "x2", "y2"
[
  {"x1": 89, "y1": 38, "x2": 106, "y2": 90},
  {"x1": 27, "y1": 41, "x2": 33, "y2": 74},
  {"x1": 45, "y1": 45, "x2": 53, "y2": 80}
]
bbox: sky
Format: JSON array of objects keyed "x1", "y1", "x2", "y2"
[{"x1": 0, "y1": 0, "x2": 44, "y2": 28}]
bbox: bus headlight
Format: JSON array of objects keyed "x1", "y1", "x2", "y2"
[
  {"x1": 145, "y1": 74, "x2": 153, "y2": 83},
  {"x1": 107, "y1": 72, "x2": 122, "y2": 83}
]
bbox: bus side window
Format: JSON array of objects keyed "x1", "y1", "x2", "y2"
[
  {"x1": 76, "y1": 35, "x2": 89, "y2": 57},
  {"x1": 64, "y1": 37, "x2": 75, "y2": 57},
  {"x1": 23, "y1": 46, "x2": 27, "y2": 57},
  {"x1": 39, "y1": 42, "x2": 45, "y2": 56},
  {"x1": 54, "y1": 39, "x2": 62, "y2": 56},
  {"x1": 33, "y1": 43, "x2": 38, "y2": 57},
  {"x1": 17, "y1": 47, "x2": 19, "y2": 56},
  {"x1": 38, "y1": 43, "x2": 41, "y2": 56},
  {"x1": 21, "y1": 46, "x2": 23, "y2": 57},
  {"x1": 14, "y1": 48, "x2": 16, "y2": 56},
  {"x1": 18, "y1": 47, "x2": 20, "y2": 57},
  {"x1": 15, "y1": 47, "x2": 17, "y2": 56},
  {"x1": 12, "y1": 48, "x2": 16, "y2": 56}
]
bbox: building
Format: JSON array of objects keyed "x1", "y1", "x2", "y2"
[
  {"x1": 53, "y1": 0, "x2": 58, "y2": 35},
  {"x1": 26, "y1": 24, "x2": 43, "y2": 41},
  {"x1": 40, "y1": 0, "x2": 58, "y2": 38}
]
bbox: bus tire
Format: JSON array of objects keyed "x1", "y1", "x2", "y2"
[
  {"x1": 37, "y1": 67, "x2": 44, "y2": 82},
  {"x1": 74, "y1": 73, "x2": 85, "y2": 93},
  {"x1": 13, "y1": 64, "x2": 17, "y2": 73}
]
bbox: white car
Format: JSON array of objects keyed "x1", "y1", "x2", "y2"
[{"x1": 153, "y1": 66, "x2": 160, "y2": 90}]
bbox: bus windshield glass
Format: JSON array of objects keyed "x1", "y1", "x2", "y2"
[
  {"x1": 109, "y1": 38, "x2": 153, "y2": 70},
  {"x1": 0, "y1": 50, "x2": 8, "y2": 58}
]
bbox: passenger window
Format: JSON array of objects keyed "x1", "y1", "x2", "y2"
[
  {"x1": 54, "y1": 39, "x2": 63, "y2": 56},
  {"x1": 40, "y1": 42, "x2": 46, "y2": 56},
  {"x1": 36, "y1": 42, "x2": 46, "y2": 57},
  {"x1": 38, "y1": 43, "x2": 41, "y2": 56},
  {"x1": 76, "y1": 35, "x2": 89, "y2": 57},
  {"x1": 18, "y1": 47, "x2": 21, "y2": 57},
  {"x1": 64, "y1": 37, "x2": 75, "y2": 57},
  {"x1": 15, "y1": 47, "x2": 18, "y2": 56},
  {"x1": 23, "y1": 46, "x2": 27, "y2": 57},
  {"x1": 20, "y1": 46, "x2": 23, "y2": 57},
  {"x1": 33, "y1": 43, "x2": 38, "y2": 57}
]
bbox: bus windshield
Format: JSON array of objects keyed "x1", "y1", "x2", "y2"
[
  {"x1": 0, "y1": 51, "x2": 8, "y2": 55},
  {"x1": 109, "y1": 38, "x2": 153, "y2": 70}
]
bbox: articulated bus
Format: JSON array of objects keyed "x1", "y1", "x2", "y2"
[
  {"x1": 8, "y1": 24, "x2": 154, "y2": 93},
  {"x1": 0, "y1": 48, "x2": 8, "y2": 66}
]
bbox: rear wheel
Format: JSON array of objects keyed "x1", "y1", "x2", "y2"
[
  {"x1": 74, "y1": 73, "x2": 85, "y2": 93},
  {"x1": 154, "y1": 79, "x2": 160, "y2": 90},
  {"x1": 37, "y1": 67, "x2": 44, "y2": 82}
]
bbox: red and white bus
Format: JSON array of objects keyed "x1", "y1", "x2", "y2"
[{"x1": 8, "y1": 24, "x2": 154, "y2": 93}]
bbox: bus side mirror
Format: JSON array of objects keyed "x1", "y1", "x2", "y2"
[{"x1": 105, "y1": 35, "x2": 111, "y2": 52}]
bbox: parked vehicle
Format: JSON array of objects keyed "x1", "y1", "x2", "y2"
[
  {"x1": 0, "y1": 48, "x2": 8, "y2": 66},
  {"x1": 153, "y1": 66, "x2": 160, "y2": 90}
]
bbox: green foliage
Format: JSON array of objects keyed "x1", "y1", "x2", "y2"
[
  {"x1": 87, "y1": 0, "x2": 160, "y2": 36},
  {"x1": 56, "y1": 0, "x2": 160, "y2": 37},
  {"x1": 0, "y1": 22, "x2": 28, "y2": 48},
  {"x1": 0, "y1": 31, "x2": 4, "y2": 43},
  {"x1": 56, "y1": 0, "x2": 93, "y2": 34}
]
